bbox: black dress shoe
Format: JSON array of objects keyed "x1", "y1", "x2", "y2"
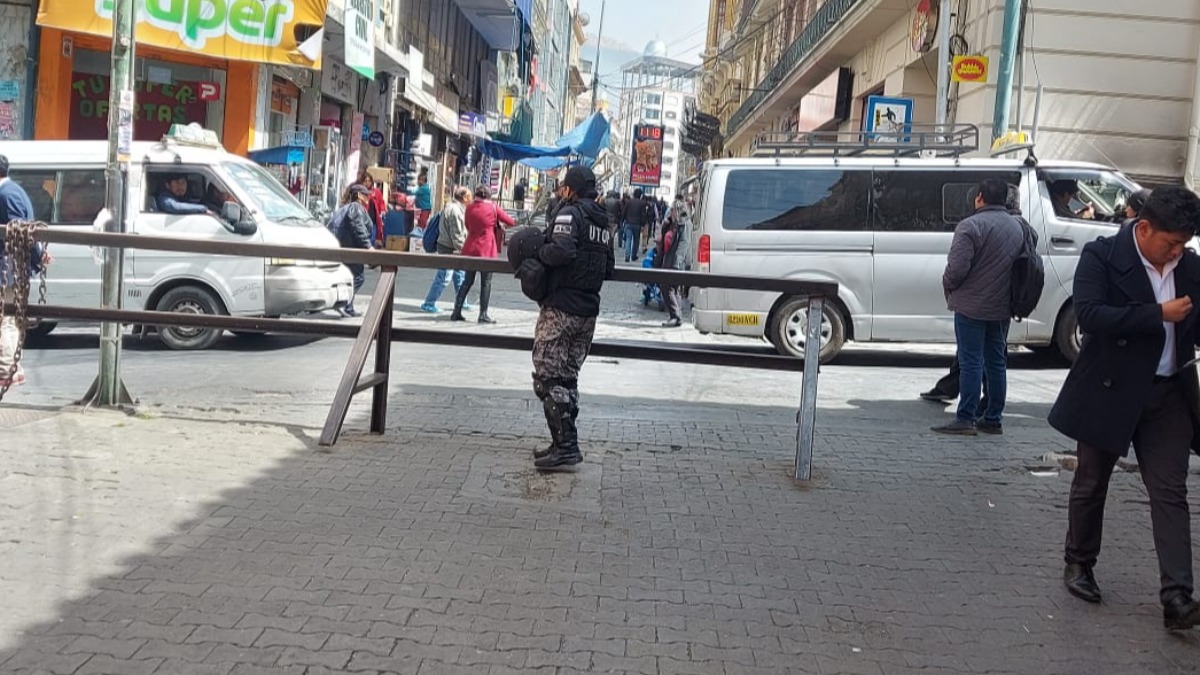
[
  {"x1": 1063, "y1": 563, "x2": 1102, "y2": 603},
  {"x1": 931, "y1": 419, "x2": 976, "y2": 435},
  {"x1": 1164, "y1": 595, "x2": 1200, "y2": 630},
  {"x1": 449, "y1": 312, "x2": 465, "y2": 322},
  {"x1": 919, "y1": 389, "x2": 955, "y2": 403},
  {"x1": 478, "y1": 315, "x2": 496, "y2": 325}
]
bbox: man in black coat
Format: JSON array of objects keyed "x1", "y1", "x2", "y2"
[{"x1": 1050, "y1": 186, "x2": 1200, "y2": 630}]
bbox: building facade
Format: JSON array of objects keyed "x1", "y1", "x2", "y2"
[
  {"x1": 616, "y1": 42, "x2": 699, "y2": 198},
  {"x1": 702, "y1": 0, "x2": 1200, "y2": 186}
]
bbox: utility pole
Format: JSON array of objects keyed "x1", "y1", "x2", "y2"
[
  {"x1": 84, "y1": 0, "x2": 135, "y2": 407},
  {"x1": 991, "y1": 0, "x2": 1024, "y2": 141},
  {"x1": 590, "y1": 0, "x2": 606, "y2": 112},
  {"x1": 933, "y1": 0, "x2": 952, "y2": 128}
]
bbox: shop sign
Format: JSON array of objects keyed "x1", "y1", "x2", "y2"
[
  {"x1": 910, "y1": 0, "x2": 937, "y2": 54},
  {"x1": 952, "y1": 55, "x2": 989, "y2": 83},
  {"x1": 796, "y1": 67, "x2": 852, "y2": 133},
  {"x1": 344, "y1": 0, "x2": 375, "y2": 80},
  {"x1": 70, "y1": 73, "x2": 209, "y2": 142},
  {"x1": 198, "y1": 82, "x2": 222, "y2": 101},
  {"x1": 0, "y1": 80, "x2": 18, "y2": 102},
  {"x1": 457, "y1": 112, "x2": 487, "y2": 139},
  {"x1": 37, "y1": 0, "x2": 329, "y2": 69},
  {"x1": 322, "y1": 58, "x2": 357, "y2": 104},
  {"x1": 629, "y1": 123, "x2": 664, "y2": 188},
  {"x1": 368, "y1": 131, "x2": 384, "y2": 147}
]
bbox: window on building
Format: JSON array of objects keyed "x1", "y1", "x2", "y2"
[
  {"x1": 664, "y1": 141, "x2": 676, "y2": 151},
  {"x1": 662, "y1": 171, "x2": 674, "y2": 181},
  {"x1": 722, "y1": 169, "x2": 872, "y2": 231},
  {"x1": 645, "y1": 93, "x2": 663, "y2": 106},
  {"x1": 872, "y1": 171, "x2": 1022, "y2": 232},
  {"x1": 662, "y1": 156, "x2": 675, "y2": 165},
  {"x1": 665, "y1": 126, "x2": 676, "y2": 136},
  {"x1": 644, "y1": 108, "x2": 661, "y2": 120},
  {"x1": 665, "y1": 111, "x2": 678, "y2": 120}
]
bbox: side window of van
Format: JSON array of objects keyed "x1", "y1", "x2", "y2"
[
  {"x1": 872, "y1": 171, "x2": 1022, "y2": 232},
  {"x1": 57, "y1": 171, "x2": 106, "y2": 224},
  {"x1": 721, "y1": 169, "x2": 870, "y2": 231},
  {"x1": 8, "y1": 169, "x2": 106, "y2": 224},
  {"x1": 1039, "y1": 170, "x2": 1134, "y2": 223},
  {"x1": 7, "y1": 171, "x2": 57, "y2": 222}
]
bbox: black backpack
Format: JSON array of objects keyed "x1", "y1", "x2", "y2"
[{"x1": 1010, "y1": 217, "x2": 1045, "y2": 320}]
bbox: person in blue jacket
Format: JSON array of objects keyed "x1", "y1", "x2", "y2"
[
  {"x1": 155, "y1": 174, "x2": 217, "y2": 216},
  {"x1": 0, "y1": 154, "x2": 50, "y2": 388}
]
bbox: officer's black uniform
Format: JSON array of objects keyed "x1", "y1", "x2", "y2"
[{"x1": 530, "y1": 167, "x2": 615, "y2": 471}]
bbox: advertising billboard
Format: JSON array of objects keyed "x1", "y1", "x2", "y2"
[
  {"x1": 38, "y1": 0, "x2": 328, "y2": 69},
  {"x1": 630, "y1": 123, "x2": 664, "y2": 188}
]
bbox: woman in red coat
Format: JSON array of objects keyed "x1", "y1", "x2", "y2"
[{"x1": 451, "y1": 185, "x2": 515, "y2": 324}]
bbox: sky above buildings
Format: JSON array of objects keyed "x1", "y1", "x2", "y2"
[{"x1": 579, "y1": 0, "x2": 707, "y2": 71}]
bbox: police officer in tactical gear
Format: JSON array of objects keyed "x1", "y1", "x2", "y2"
[{"x1": 530, "y1": 166, "x2": 615, "y2": 471}]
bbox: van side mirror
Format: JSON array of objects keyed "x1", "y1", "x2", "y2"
[{"x1": 221, "y1": 202, "x2": 257, "y2": 236}]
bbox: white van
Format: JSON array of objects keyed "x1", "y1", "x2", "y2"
[
  {"x1": 689, "y1": 146, "x2": 1143, "y2": 363},
  {"x1": 2, "y1": 128, "x2": 353, "y2": 349}
]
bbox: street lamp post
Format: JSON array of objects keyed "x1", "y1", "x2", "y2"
[{"x1": 83, "y1": 0, "x2": 135, "y2": 406}]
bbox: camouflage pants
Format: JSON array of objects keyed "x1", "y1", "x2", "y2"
[{"x1": 532, "y1": 307, "x2": 596, "y2": 406}]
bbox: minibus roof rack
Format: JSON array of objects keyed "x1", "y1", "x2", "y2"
[{"x1": 751, "y1": 124, "x2": 979, "y2": 158}]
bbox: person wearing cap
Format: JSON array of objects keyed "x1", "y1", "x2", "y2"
[
  {"x1": 527, "y1": 166, "x2": 615, "y2": 471},
  {"x1": 155, "y1": 173, "x2": 215, "y2": 216},
  {"x1": 334, "y1": 184, "x2": 376, "y2": 318}
]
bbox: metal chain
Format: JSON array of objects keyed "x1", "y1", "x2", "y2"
[{"x1": 1, "y1": 219, "x2": 47, "y2": 402}]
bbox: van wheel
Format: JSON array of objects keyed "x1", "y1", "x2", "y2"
[
  {"x1": 1054, "y1": 304, "x2": 1081, "y2": 364},
  {"x1": 769, "y1": 297, "x2": 846, "y2": 363},
  {"x1": 156, "y1": 286, "x2": 225, "y2": 350}
]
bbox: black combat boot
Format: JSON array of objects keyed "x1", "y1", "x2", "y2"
[
  {"x1": 535, "y1": 388, "x2": 581, "y2": 460},
  {"x1": 535, "y1": 397, "x2": 582, "y2": 472}
]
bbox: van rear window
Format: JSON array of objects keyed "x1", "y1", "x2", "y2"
[{"x1": 722, "y1": 169, "x2": 871, "y2": 231}]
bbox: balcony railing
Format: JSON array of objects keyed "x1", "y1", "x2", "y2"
[{"x1": 726, "y1": 0, "x2": 861, "y2": 138}]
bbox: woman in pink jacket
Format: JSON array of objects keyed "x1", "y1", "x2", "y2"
[{"x1": 451, "y1": 185, "x2": 515, "y2": 324}]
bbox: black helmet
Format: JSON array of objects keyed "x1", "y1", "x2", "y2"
[{"x1": 507, "y1": 226, "x2": 546, "y2": 270}]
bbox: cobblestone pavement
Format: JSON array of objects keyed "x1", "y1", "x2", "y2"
[{"x1": 4, "y1": 268, "x2": 1200, "y2": 673}]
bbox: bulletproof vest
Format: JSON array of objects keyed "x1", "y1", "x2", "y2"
[{"x1": 551, "y1": 202, "x2": 609, "y2": 296}]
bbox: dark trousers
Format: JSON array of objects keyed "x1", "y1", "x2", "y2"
[
  {"x1": 1065, "y1": 380, "x2": 1194, "y2": 604},
  {"x1": 664, "y1": 285, "x2": 683, "y2": 320},
  {"x1": 346, "y1": 263, "x2": 365, "y2": 312},
  {"x1": 455, "y1": 270, "x2": 492, "y2": 317}
]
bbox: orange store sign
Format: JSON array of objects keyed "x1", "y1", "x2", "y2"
[
  {"x1": 951, "y1": 55, "x2": 989, "y2": 83},
  {"x1": 37, "y1": 0, "x2": 328, "y2": 68}
]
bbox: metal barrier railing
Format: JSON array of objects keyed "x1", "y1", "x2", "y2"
[{"x1": 5, "y1": 228, "x2": 838, "y2": 480}]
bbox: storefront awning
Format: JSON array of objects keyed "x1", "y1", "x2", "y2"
[{"x1": 480, "y1": 140, "x2": 571, "y2": 163}]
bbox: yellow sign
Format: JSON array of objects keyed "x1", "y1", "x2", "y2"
[
  {"x1": 951, "y1": 55, "x2": 989, "y2": 83},
  {"x1": 37, "y1": 0, "x2": 328, "y2": 69}
]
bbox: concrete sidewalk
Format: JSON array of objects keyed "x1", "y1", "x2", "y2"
[{"x1": 1, "y1": 372, "x2": 1197, "y2": 675}]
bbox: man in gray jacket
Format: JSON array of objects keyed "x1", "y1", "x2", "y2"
[
  {"x1": 933, "y1": 178, "x2": 1025, "y2": 436},
  {"x1": 420, "y1": 186, "x2": 472, "y2": 313}
]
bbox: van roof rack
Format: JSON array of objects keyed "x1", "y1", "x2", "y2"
[{"x1": 751, "y1": 124, "x2": 980, "y2": 158}]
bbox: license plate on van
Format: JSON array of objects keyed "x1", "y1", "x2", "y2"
[{"x1": 725, "y1": 313, "x2": 760, "y2": 327}]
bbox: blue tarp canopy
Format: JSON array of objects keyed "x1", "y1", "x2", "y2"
[
  {"x1": 248, "y1": 145, "x2": 307, "y2": 165},
  {"x1": 479, "y1": 139, "x2": 571, "y2": 163},
  {"x1": 481, "y1": 113, "x2": 611, "y2": 171}
]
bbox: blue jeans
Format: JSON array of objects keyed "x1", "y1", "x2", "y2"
[
  {"x1": 955, "y1": 313, "x2": 1010, "y2": 424},
  {"x1": 622, "y1": 223, "x2": 641, "y2": 261},
  {"x1": 424, "y1": 268, "x2": 465, "y2": 306},
  {"x1": 346, "y1": 263, "x2": 365, "y2": 312}
]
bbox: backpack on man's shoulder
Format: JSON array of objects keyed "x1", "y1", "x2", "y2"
[
  {"x1": 422, "y1": 213, "x2": 442, "y2": 253},
  {"x1": 1010, "y1": 217, "x2": 1046, "y2": 320}
]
